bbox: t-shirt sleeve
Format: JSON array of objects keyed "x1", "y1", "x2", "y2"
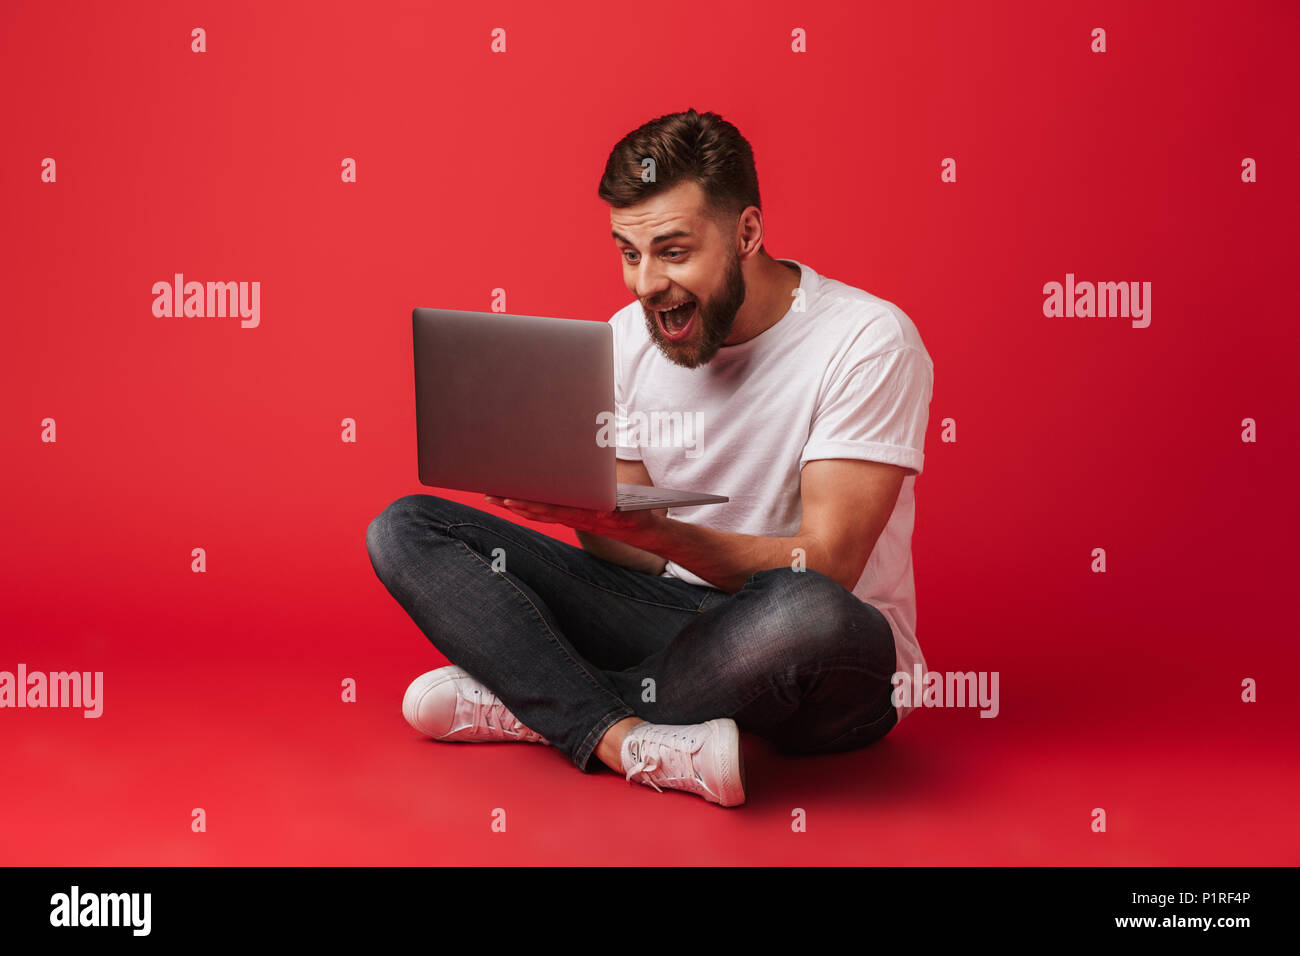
[
  {"x1": 610, "y1": 310, "x2": 643, "y2": 461},
  {"x1": 800, "y1": 345, "x2": 933, "y2": 476}
]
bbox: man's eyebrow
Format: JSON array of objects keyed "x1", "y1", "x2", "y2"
[{"x1": 611, "y1": 229, "x2": 693, "y2": 246}]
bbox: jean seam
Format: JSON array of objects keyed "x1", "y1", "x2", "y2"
[
  {"x1": 694, "y1": 588, "x2": 725, "y2": 612},
  {"x1": 446, "y1": 519, "x2": 702, "y2": 613},
  {"x1": 454, "y1": 539, "x2": 629, "y2": 710}
]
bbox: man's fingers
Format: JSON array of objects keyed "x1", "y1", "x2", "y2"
[{"x1": 486, "y1": 495, "x2": 628, "y2": 532}]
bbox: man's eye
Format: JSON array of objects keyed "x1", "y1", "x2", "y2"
[
  {"x1": 664, "y1": 250, "x2": 684, "y2": 259},
  {"x1": 622, "y1": 251, "x2": 639, "y2": 263}
]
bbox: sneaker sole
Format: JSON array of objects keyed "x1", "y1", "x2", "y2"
[{"x1": 704, "y1": 717, "x2": 746, "y2": 807}]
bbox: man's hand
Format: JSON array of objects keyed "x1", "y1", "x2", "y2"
[{"x1": 484, "y1": 496, "x2": 663, "y2": 546}]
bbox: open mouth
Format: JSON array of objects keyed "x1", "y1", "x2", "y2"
[{"x1": 654, "y1": 299, "x2": 696, "y2": 341}]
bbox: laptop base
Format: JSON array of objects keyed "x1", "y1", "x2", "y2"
[{"x1": 615, "y1": 483, "x2": 729, "y2": 512}]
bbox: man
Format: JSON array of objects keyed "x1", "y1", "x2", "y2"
[{"x1": 366, "y1": 108, "x2": 934, "y2": 807}]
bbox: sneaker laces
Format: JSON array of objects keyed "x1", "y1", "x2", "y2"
[
  {"x1": 466, "y1": 686, "x2": 547, "y2": 743},
  {"x1": 624, "y1": 724, "x2": 706, "y2": 795}
]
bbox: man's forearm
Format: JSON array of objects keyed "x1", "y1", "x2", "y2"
[{"x1": 637, "y1": 518, "x2": 845, "y2": 593}]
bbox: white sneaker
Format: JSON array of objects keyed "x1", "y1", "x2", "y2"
[
  {"x1": 620, "y1": 718, "x2": 746, "y2": 807},
  {"x1": 402, "y1": 665, "x2": 549, "y2": 744}
]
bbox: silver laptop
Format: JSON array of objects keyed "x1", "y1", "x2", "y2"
[{"x1": 412, "y1": 307, "x2": 729, "y2": 512}]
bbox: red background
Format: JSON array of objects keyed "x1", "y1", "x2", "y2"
[{"x1": 3, "y1": 0, "x2": 1297, "y2": 864}]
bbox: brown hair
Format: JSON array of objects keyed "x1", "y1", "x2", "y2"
[{"x1": 597, "y1": 108, "x2": 762, "y2": 236}]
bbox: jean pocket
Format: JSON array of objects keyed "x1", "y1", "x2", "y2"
[{"x1": 695, "y1": 587, "x2": 727, "y2": 613}]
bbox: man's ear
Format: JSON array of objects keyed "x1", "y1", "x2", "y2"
[{"x1": 735, "y1": 205, "x2": 764, "y2": 260}]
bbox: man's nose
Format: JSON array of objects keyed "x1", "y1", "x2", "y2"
[{"x1": 633, "y1": 259, "x2": 671, "y2": 303}]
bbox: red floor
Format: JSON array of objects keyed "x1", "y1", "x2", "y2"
[{"x1": 4, "y1": 534, "x2": 1297, "y2": 865}]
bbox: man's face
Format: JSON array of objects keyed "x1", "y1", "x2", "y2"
[{"x1": 610, "y1": 180, "x2": 747, "y2": 369}]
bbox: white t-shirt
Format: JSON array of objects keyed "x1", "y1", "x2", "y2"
[{"x1": 609, "y1": 258, "x2": 934, "y2": 723}]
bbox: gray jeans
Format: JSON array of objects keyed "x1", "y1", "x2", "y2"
[{"x1": 365, "y1": 494, "x2": 898, "y2": 772}]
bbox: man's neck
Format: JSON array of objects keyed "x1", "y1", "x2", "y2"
[{"x1": 724, "y1": 253, "x2": 802, "y2": 346}]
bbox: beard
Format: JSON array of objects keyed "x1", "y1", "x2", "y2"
[{"x1": 641, "y1": 251, "x2": 747, "y2": 369}]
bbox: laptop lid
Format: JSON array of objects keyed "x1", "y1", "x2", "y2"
[{"x1": 413, "y1": 307, "x2": 618, "y2": 511}]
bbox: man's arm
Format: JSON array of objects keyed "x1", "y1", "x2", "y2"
[
  {"x1": 635, "y1": 458, "x2": 906, "y2": 592},
  {"x1": 575, "y1": 458, "x2": 668, "y2": 575},
  {"x1": 491, "y1": 458, "x2": 906, "y2": 592}
]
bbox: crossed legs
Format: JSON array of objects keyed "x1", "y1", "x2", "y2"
[{"x1": 366, "y1": 493, "x2": 899, "y2": 775}]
